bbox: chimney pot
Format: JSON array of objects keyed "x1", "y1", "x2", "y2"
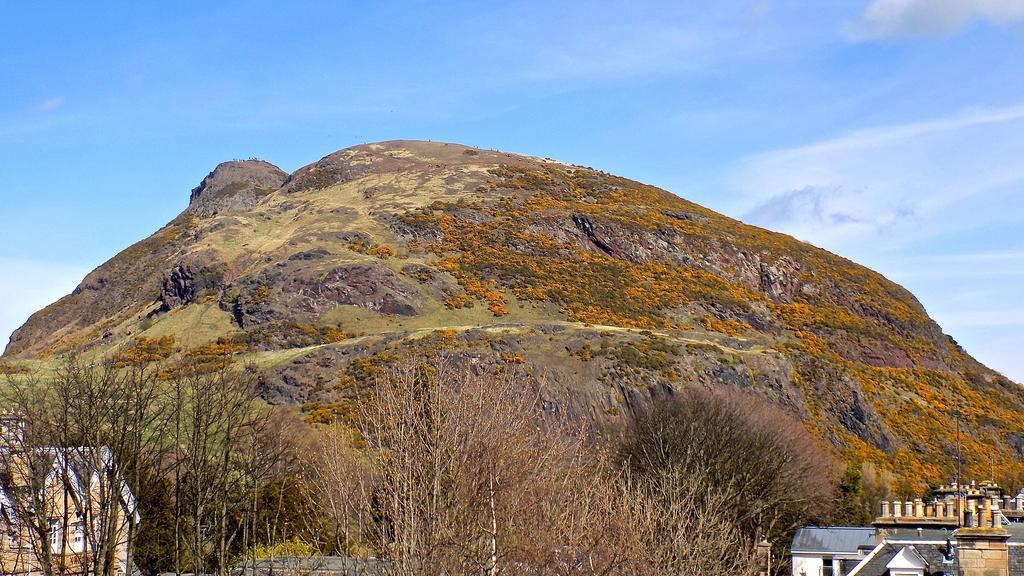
[{"x1": 881, "y1": 500, "x2": 891, "y2": 517}]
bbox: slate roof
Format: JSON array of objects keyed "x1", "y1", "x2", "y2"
[
  {"x1": 1011, "y1": 547, "x2": 1024, "y2": 576},
  {"x1": 1008, "y1": 524, "x2": 1024, "y2": 542},
  {"x1": 846, "y1": 542, "x2": 957, "y2": 576},
  {"x1": 796, "y1": 522, "x2": 1024, "y2": 575},
  {"x1": 886, "y1": 524, "x2": 1024, "y2": 543},
  {"x1": 792, "y1": 527, "x2": 878, "y2": 554},
  {"x1": 887, "y1": 528, "x2": 956, "y2": 541}
]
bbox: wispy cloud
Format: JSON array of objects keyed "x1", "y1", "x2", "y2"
[
  {"x1": 731, "y1": 104, "x2": 1024, "y2": 250},
  {"x1": 31, "y1": 96, "x2": 65, "y2": 112},
  {"x1": 728, "y1": 105, "x2": 1024, "y2": 383},
  {"x1": 845, "y1": 0, "x2": 1024, "y2": 40},
  {"x1": 743, "y1": 185, "x2": 911, "y2": 240},
  {"x1": 456, "y1": 1, "x2": 787, "y2": 86}
]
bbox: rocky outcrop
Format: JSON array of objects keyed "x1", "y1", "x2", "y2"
[
  {"x1": 187, "y1": 159, "x2": 287, "y2": 217},
  {"x1": 156, "y1": 261, "x2": 226, "y2": 312},
  {"x1": 223, "y1": 261, "x2": 418, "y2": 329},
  {"x1": 572, "y1": 214, "x2": 620, "y2": 257},
  {"x1": 759, "y1": 256, "x2": 802, "y2": 302}
]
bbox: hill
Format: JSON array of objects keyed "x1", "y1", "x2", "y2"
[{"x1": 5, "y1": 140, "x2": 1022, "y2": 491}]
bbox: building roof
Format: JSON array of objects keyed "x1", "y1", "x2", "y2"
[
  {"x1": 886, "y1": 524, "x2": 1024, "y2": 543},
  {"x1": 846, "y1": 542, "x2": 957, "y2": 576},
  {"x1": 887, "y1": 527, "x2": 956, "y2": 541},
  {"x1": 792, "y1": 527, "x2": 878, "y2": 554},
  {"x1": 845, "y1": 536, "x2": 1024, "y2": 576},
  {"x1": 0, "y1": 445, "x2": 138, "y2": 520},
  {"x1": 1012, "y1": 547, "x2": 1024, "y2": 576},
  {"x1": 231, "y1": 556, "x2": 388, "y2": 576},
  {"x1": 796, "y1": 522, "x2": 1024, "y2": 575}
]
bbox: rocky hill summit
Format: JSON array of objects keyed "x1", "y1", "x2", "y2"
[
  {"x1": 187, "y1": 159, "x2": 288, "y2": 217},
  {"x1": 5, "y1": 140, "x2": 1023, "y2": 490}
]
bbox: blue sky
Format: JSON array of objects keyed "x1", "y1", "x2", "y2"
[{"x1": 1, "y1": 0, "x2": 1022, "y2": 381}]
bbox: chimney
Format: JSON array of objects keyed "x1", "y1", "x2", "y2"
[
  {"x1": 893, "y1": 500, "x2": 903, "y2": 518},
  {"x1": 755, "y1": 539, "x2": 772, "y2": 576},
  {"x1": 936, "y1": 501, "x2": 946, "y2": 518},
  {"x1": 914, "y1": 498, "x2": 925, "y2": 517},
  {"x1": 906, "y1": 501, "x2": 914, "y2": 518},
  {"x1": 954, "y1": 523, "x2": 1010, "y2": 576},
  {"x1": 881, "y1": 500, "x2": 891, "y2": 517}
]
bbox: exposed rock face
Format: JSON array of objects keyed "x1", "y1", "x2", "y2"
[
  {"x1": 5, "y1": 140, "x2": 1023, "y2": 489},
  {"x1": 188, "y1": 159, "x2": 287, "y2": 217},
  {"x1": 224, "y1": 262, "x2": 418, "y2": 329},
  {"x1": 572, "y1": 214, "x2": 620, "y2": 257},
  {"x1": 157, "y1": 261, "x2": 226, "y2": 311}
]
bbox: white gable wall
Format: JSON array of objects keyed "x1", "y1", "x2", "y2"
[
  {"x1": 792, "y1": 553, "x2": 842, "y2": 576},
  {"x1": 793, "y1": 554, "x2": 823, "y2": 576}
]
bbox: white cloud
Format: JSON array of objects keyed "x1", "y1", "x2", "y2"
[
  {"x1": 846, "y1": 0, "x2": 1024, "y2": 40},
  {"x1": 730, "y1": 104, "x2": 1024, "y2": 250},
  {"x1": 726, "y1": 105, "x2": 1024, "y2": 383},
  {"x1": 0, "y1": 259, "x2": 88, "y2": 355}
]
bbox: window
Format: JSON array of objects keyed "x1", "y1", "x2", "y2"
[
  {"x1": 822, "y1": 562, "x2": 834, "y2": 576},
  {"x1": 48, "y1": 519, "x2": 62, "y2": 550},
  {"x1": 72, "y1": 521, "x2": 84, "y2": 550}
]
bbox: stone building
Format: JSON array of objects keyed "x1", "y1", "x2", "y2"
[
  {"x1": 0, "y1": 415, "x2": 138, "y2": 576},
  {"x1": 792, "y1": 481, "x2": 1024, "y2": 576}
]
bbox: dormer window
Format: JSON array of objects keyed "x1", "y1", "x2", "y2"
[{"x1": 885, "y1": 546, "x2": 926, "y2": 576}]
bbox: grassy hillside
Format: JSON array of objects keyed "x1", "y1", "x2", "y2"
[{"x1": 4, "y1": 140, "x2": 1022, "y2": 493}]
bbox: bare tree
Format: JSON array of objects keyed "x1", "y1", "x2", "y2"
[
  {"x1": 0, "y1": 399, "x2": 66, "y2": 576},
  {"x1": 237, "y1": 408, "x2": 307, "y2": 576},
  {"x1": 169, "y1": 353, "x2": 261, "y2": 576},
  {"x1": 232, "y1": 357, "x2": 836, "y2": 576},
  {"x1": 615, "y1": 466, "x2": 759, "y2": 576},
  {"x1": 301, "y1": 424, "x2": 375, "y2": 557},
  {"x1": 0, "y1": 339, "x2": 174, "y2": 576},
  {"x1": 618, "y1": 386, "x2": 837, "y2": 575},
  {"x1": 305, "y1": 355, "x2": 624, "y2": 575}
]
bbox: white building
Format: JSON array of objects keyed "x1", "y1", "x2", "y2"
[{"x1": 791, "y1": 527, "x2": 877, "y2": 576}]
